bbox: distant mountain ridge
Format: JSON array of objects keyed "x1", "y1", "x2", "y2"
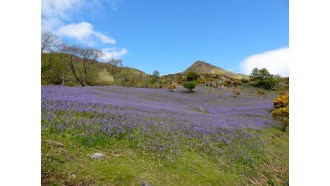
[{"x1": 184, "y1": 60, "x2": 248, "y2": 79}]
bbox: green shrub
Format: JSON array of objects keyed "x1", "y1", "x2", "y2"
[
  {"x1": 186, "y1": 72, "x2": 200, "y2": 81},
  {"x1": 249, "y1": 68, "x2": 279, "y2": 89},
  {"x1": 263, "y1": 76, "x2": 280, "y2": 89},
  {"x1": 183, "y1": 81, "x2": 196, "y2": 92}
]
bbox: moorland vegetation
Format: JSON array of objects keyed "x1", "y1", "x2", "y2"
[{"x1": 41, "y1": 31, "x2": 289, "y2": 185}]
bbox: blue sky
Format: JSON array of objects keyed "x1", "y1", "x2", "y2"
[{"x1": 42, "y1": 0, "x2": 289, "y2": 76}]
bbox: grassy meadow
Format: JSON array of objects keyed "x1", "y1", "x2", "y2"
[{"x1": 41, "y1": 85, "x2": 288, "y2": 185}]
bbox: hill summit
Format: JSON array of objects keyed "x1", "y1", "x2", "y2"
[{"x1": 184, "y1": 60, "x2": 247, "y2": 79}]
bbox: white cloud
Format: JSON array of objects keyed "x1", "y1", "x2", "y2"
[
  {"x1": 100, "y1": 48, "x2": 128, "y2": 61},
  {"x1": 94, "y1": 32, "x2": 116, "y2": 44},
  {"x1": 41, "y1": 0, "x2": 118, "y2": 46},
  {"x1": 57, "y1": 22, "x2": 116, "y2": 45},
  {"x1": 41, "y1": 0, "x2": 122, "y2": 29},
  {"x1": 41, "y1": 0, "x2": 82, "y2": 31},
  {"x1": 41, "y1": 18, "x2": 63, "y2": 31},
  {"x1": 41, "y1": 0, "x2": 81, "y2": 19},
  {"x1": 240, "y1": 47, "x2": 289, "y2": 77},
  {"x1": 57, "y1": 22, "x2": 93, "y2": 40}
]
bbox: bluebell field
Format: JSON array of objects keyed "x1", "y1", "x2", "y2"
[{"x1": 42, "y1": 85, "x2": 278, "y2": 170}]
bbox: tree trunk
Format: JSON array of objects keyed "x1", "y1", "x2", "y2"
[{"x1": 68, "y1": 56, "x2": 85, "y2": 87}]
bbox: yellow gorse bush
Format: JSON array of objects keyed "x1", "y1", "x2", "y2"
[
  {"x1": 271, "y1": 93, "x2": 289, "y2": 132},
  {"x1": 273, "y1": 92, "x2": 289, "y2": 109}
]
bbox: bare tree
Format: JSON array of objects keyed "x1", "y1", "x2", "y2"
[
  {"x1": 60, "y1": 44, "x2": 85, "y2": 86},
  {"x1": 78, "y1": 48, "x2": 103, "y2": 85},
  {"x1": 41, "y1": 31, "x2": 61, "y2": 53},
  {"x1": 106, "y1": 58, "x2": 122, "y2": 81},
  {"x1": 60, "y1": 43, "x2": 103, "y2": 87},
  {"x1": 41, "y1": 31, "x2": 63, "y2": 74},
  {"x1": 118, "y1": 70, "x2": 131, "y2": 86}
]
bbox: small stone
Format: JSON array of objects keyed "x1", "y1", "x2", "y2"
[
  {"x1": 140, "y1": 180, "x2": 152, "y2": 186},
  {"x1": 90, "y1": 153, "x2": 105, "y2": 160},
  {"x1": 198, "y1": 106, "x2": 206, "y2": 112}
]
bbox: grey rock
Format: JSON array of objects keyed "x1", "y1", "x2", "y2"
[
  {"x1": 194, "y1": 106, "x2": 208, "y2": 113},
  {"x1": 90, "y1": 153, "x2": 105, "y2": 160},
  {"x1": 140, "y1": 180, "x2": 152, "y2": 186},
  {"x1": 198, "y1": 106, "x2": 206, "y2": 112}
]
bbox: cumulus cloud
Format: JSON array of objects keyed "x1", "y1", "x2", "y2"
[
  {"x1": 41, "y1": 0, "x2": 81, "y2": 30},
  {"x1": 100, "y1": 48, "x2": 128, "y2": 61},
  {"x1": 41, "y1": 0, "x2": 81, "y2": 19},
  {"x1": 240, "y1": 47, "x2": 289, "y2": 77},
  {"x1": 57, "y1": 22, "x2": 116, "y2": 45},
  {"x1": 58, "y1": 22, "x2": 93, "y2": 40},
  {"x1": 93, "y1": 32, "x2": 116, "y2": 44},
  {"x1": 42, "y1": 0, "x2": 117, "y2": 46}
]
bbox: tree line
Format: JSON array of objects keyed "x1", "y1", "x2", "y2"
[
  {"x1": 42, "y1": 32, "x2": 174, "y2": 88},
  {"x1": 41, "y1": 31, "x2": 133, "y2": 86}
]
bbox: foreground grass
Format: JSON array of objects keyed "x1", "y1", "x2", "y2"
[
  {"x1": 42, "y1": 127, "x2": 288, "y2": 185},
  {"x1": 249, "y1": 127, "x2": 289, "y2": 185}
]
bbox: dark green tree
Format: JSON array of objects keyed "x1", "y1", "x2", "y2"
[
  {"x1": 152, "y1": 70, "x2": 160, "y2": 77},
  {"x1": 250, "y1": 67, "x2": 271, "y2": 82},
  {"x1": 186, "y1": 71, "x2": 200, "y2": 81},
  {"x1": 148, "y1": 70, "x2": 161, "y2": 87},
  {"x1": 263, "y1": 76, "x2": 280, "y2": 89},
  {"x1": 183, "y1": 81, "x2": 196, "y2": 92},
  {"x1": 249, "y1": 67, "x2": 279, "y2": 89}
]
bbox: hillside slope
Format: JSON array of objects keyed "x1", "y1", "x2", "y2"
[
  {"x1": 41, "y1": 53, "x2": 146, "y2": 86},
  {"x1": 184, "y1": 60, "x2": 248, "y2": 79}
]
